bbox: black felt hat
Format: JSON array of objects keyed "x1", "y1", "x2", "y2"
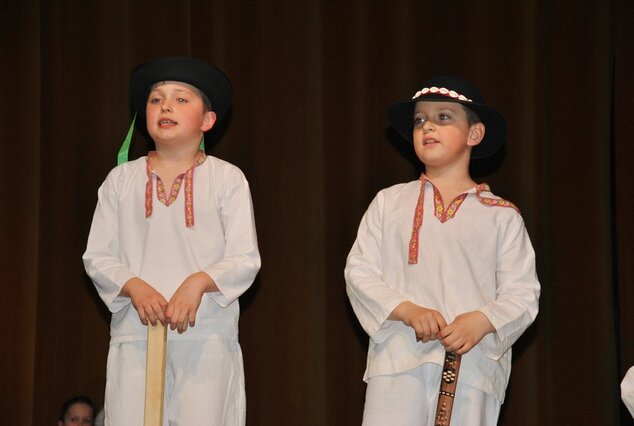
[
  {"x1": 387, "y1": 76, "x2": 506, "y2": 159},
  {"x1": 130, "y1": 56, "x2": 232, "y2": 126}
]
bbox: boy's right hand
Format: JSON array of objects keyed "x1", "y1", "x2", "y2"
[
  {"x1": 120, "y1": 277, "x2": 168, "y2": 326},
  {"x1": 389, "y1": 301, "x2": 447, "y2": 342}
]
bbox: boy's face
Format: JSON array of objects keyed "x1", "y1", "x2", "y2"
[
  {"x1": 412, "y1": 101, "x2": 484, "y2": 169},
  {"x1": 57, "y1": 402, "x2": 93, "y2": 426},
  {"x1": 145, "y1": 81, "x2": 216, "y2": 146}
]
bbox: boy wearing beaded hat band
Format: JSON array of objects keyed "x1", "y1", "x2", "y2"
[
  {"x1": 345, "y1": 76, "x2": 540, "y2": 425},
  {"x1": 83, "y1": 57, "x2": 260, "y2": 425}
]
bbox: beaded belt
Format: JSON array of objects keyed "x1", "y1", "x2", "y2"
[{"x1": 434, "y1": 352, "x2": 462, "y2": 426}]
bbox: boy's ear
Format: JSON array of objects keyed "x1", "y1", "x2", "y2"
[
  {"x1": 467, "y1": 123, "x2": 485, "y2": 147},
  {"x1": 201, "y1": 111, "x2": 217, "y2": 132}
]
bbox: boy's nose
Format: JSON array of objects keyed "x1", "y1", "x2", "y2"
[{"x1": 161, "y1": 102, "x2": 172, "y2": 112}]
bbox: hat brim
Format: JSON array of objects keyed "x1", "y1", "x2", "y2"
[
  {"x1": 387, "y1": 96, "x2": 506, "y2": 159},
  {"x1": 130, "y1": 57, "x2": 232, "y2": 132}
]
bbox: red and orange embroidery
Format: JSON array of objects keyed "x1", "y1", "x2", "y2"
[
  {"x1": 145, "y1": 151, "x2": 206, "y2": 227},
  {"x1": 433, "y1": 188, "x2": 468, "y2": 223},
  {"x1": 408, "y1": 182, "x2": 426, "y2": 264},
  {"x1": 156, "y1": 174, "x2": 184, "y2": 206},
  {"x1": 474, "y1": 183, "x2": 519, "y2": 211},
  {"x1": 408, "y1": 176, "x2": 518, "y2": 264}
]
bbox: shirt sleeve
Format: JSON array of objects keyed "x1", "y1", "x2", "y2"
[
  {"x1": 622, "y1": 366, "x2": 634, "y2": 418},
  {"x1": 202, "y1": 167, "x2": 261, "y2": 308},
  {"x1": 345, "y1": 192, "x2": 409, "y2": 344},
  {"x1": 82, "y1": 168, "x2": 136, "y2": 313},
  {"x1": 477, "y1": 211, "x2": 541, "y2": 359}
]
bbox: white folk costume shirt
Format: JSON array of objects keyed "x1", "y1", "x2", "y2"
[
  {"x1": 622, "y1": 366, "x2": 634, "y2": 418},
  {"x1": 83, "y1": 152, "x2": 260, "y2": 343},
  {"x1": 345, "y1": 176, "x2": 540, "y2": 403}
]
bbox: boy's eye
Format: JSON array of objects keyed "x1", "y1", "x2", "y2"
[
  {"x1": 149, "y1": 98, "x2": 162, "y2": 104},
  {"x1": 413, "y1": 116, "x2": 427, "y2": 127},
  {"x1": 438, "y1": 113, "x2": 451, "y2": 120},
  {"x1": 176, "y1": 97, "x2": 188, "y2": 103}
]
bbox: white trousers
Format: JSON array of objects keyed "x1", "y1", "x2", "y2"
[
  {"x1": 104, "y1": 338, "x2": 245, "y2": 426},
  {"x1": 362, "y1": 363, "x2": 501, "y2": 426}
]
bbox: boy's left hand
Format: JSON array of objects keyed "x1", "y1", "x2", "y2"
[
  {"x1": 166, "y1": 272, "x2": 217, "y2": 334},
  {"x1": 438, "y1": 311, "x2": 495, "y2": 355}
]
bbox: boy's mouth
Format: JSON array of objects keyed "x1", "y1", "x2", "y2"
[
  {"x1": 158, "y1": 119, "x2": 177, "y2": 127},
  {"x1": 423, "y1": 138, "x2": 438, "y2": 145}
]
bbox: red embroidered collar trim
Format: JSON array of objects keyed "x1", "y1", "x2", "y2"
[
  {"x1": 474, "y1": 183, "x2": 519, "y2": 211},
  {"x1": 145, "y1": 150, "x2": 206, "y2": 227},
  {"x1": 408, "y1": 176, "x2": 518, "y2": 264}
]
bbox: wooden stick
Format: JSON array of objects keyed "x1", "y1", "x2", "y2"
[
  {"x1": 144, "y1": 322, "x2": 167, "y2": 426},
  {"x1": 434, "y1": 352, "x2": 462, "y2": 426}
]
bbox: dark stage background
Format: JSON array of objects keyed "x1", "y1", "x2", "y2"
[{"x1": 2, "y1": 1, "x2": 633, "y2": 425}]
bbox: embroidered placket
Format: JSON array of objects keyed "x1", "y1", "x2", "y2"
[
  {"x1": 145, "y1": 151, "x2": 206, "y2": 227},
  {"x1": 408, "y1": 176, "x2": 468, "y2": 264},
  {"x1": 407, "y1": 177, "x2": 518, "y2": 264},
  {"x1": 433, "y1": 188, "x2": 468, "y2": 223},
  {"x1": 408, "y1": 179, "x2": 426, "y2": 264}
]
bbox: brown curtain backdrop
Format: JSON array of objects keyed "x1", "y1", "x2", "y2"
[{"x1": 2, "y1": 1, "x2": 633, "y2": 425}]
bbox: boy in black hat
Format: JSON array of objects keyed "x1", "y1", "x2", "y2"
[
  {"x1": 83, "y1": 57, "x2": 260, "y2": 425},
  {"x1": 345, "y1": 77, "x2": 540, "y2": 425}
]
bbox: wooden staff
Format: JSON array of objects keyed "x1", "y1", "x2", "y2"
[
  {"x1": 434, "y1": 352, "x2": 462, "y2": 426},
  {"x1": 143, "y1": 322, "x2": 167, "y2": 426}
]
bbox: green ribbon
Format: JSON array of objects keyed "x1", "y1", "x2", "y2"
[{"x1": 117, "y1": 114, "x2": 136, "y2": 165}]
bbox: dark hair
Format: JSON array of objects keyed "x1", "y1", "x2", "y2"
[
  {"x1": 463, "y1": 105, "x2": 481, "y2": 126},
  {"x1": 58, "y1": 396, "x2": 96, "y2": 421},
  {"x1": 195, "y1": 88, "x2": 213, "y2": 112}
]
